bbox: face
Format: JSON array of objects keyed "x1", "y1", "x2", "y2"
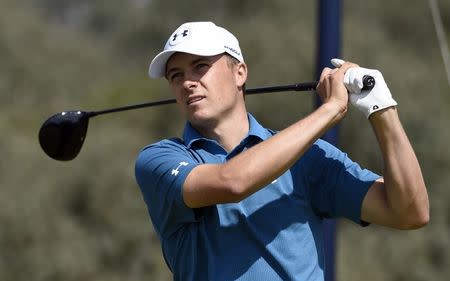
[{"x1": 165, "y1": 53, "x2": 247, "y2": 128}]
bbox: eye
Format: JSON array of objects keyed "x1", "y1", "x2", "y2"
[
  {"x1": 168, "y1": 72, "x2": 183, "y2": 83},
  {"x1": 195, "y1": 62, "x2": 210, "y2": 72}
]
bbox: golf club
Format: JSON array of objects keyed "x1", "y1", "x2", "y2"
[{"x1": 39, "y1": 76, "x2": 375, "y2": 161}]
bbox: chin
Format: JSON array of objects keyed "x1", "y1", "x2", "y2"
[{"x1": 188, "y1": 111, "x2": 216, "y2": 127}]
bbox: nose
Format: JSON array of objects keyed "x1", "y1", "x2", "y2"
[
  {"x1": 183, "y1": 80, "x2": 198, "y2": 90},
  {"x1": 182, "y1": 73, "x2": 199, "y2": 91}
]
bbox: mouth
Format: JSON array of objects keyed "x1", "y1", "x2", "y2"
[{"x1": 187, "y1": 96, "x2": 205, "y2": 105}]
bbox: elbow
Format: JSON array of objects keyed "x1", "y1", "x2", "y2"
[
  {"x1": 417, "y1": 212, "x2": 430, "y2": 228},
  {"x1": 395, "y1": 184, "x2": 430, "y2": 230},
  {"x1": 407, "y1": 193, "x2": 430, "y2": 229},
  {"x1": 412, "y1": 206, "x2": 430, "y2": 229},
  {"x1": 219, "y1": 168, "x2": 249, "y2": 203},
  {"x1": 218, "y1": 163, "x2": 269, "y2": 203},
  {"x1": 401, "y1": 213, "x2": 429, "y2": 230},
  {"x1": 397, "y1": 205, "x2": 430, "y2": 230},
  {"x1": 225, "y1": 179, "x2": 248, "y2": 203}
]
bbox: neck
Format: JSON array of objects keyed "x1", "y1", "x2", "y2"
[{"x1": 194, "y1": 106, "x2": 249, "y2": 152}]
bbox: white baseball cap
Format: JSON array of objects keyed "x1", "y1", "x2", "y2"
[{"x1": 148, "y1": 21, "x2": 244, "y2": 78}]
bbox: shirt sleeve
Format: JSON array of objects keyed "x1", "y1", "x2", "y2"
[
  {"x1": 302, "y1": 139, "x2": 381, "y2": 226},
  {"x1": 135, "y1": 139, "x2": 200, "y2": 239}
]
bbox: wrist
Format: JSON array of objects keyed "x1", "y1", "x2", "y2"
[
  {"x1": 369, "y1": 107, "x2": 403, "y2": 142},
  {"x1": 368, "y1": 106, "x2": 398, "y2": 123},
  {"x1": 319, "y1": 101, "x2": 347, "y2": 124}
]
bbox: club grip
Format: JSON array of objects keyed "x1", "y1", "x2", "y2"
[{"x1": 362, "y1": 75, "x2": 375, "y2": 90}]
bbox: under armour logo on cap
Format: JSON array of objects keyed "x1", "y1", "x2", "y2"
[
  {"x1": 169, "y1": 28, "x2": 191, "y2": 46},
  {"x1": 148, "y1": 21, "x2": 245, "y2": 78}
]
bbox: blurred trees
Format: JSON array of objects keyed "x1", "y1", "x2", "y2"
[{"x1": 1, "y1": 0, "x2": 449, "y2": 280}]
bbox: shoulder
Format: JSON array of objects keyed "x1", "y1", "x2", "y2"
[
  {"x1": 142, "y1": 137, "x2": 186, "y2": 151},
  {"x1": 138, "y1": 137, "x2": 186, "y2": 157},
  {"x1": 135, "y1": 137, "x2": 201, "y2": 191},
  {"x1": 135, "y1": 137, "x2": 190, "y2": 167}
]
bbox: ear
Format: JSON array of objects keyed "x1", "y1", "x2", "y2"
[{"x1": 234, "y1": 62, "x2": 248, "y2": 88}]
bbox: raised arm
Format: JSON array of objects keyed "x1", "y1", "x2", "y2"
[
  {"x1": 361, "y1": 108, "x2": 429, "y2": 229},
  {"x1": 335, "y1": 62, "x2": 430, "y2": 229},
  {"x1": 182, "y1": 64, "x2": 354, "y2": 208},
  {"x1": 183, "y1": 103, "x2": 343, "y2": 208}
]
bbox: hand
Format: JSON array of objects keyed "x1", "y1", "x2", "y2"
[
  {"x1": 331, "y1": 58, "x2": 398, "y2": 118},
  {"x1": 316, "y1": 60, "x2": 360, "y2": 120}
]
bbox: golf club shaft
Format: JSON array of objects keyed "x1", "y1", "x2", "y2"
[
  {"x1": 89, "y1": 81, "x2": 318, "y2": 117},
  {"x1": 89, "y1": 75, "x2": 375, "y2": 117}
]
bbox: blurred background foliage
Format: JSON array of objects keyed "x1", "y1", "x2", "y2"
[{"x1": 0, "y1": 0, "x2": 449, "y2": 280}]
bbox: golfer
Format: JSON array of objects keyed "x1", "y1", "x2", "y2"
[{"x1": 135, "y1": 21, "x2": 429, "y2": 281}]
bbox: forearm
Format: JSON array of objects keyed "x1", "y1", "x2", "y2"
[
  {"x1": 370, "y1": 107, "x2": 429, "y2": 227},
  {"x1": 225, "y1": 103, "x2": 343, "y2": 197}
]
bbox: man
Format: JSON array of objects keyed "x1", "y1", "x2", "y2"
[{"x1": 135, "y1": 21, "x2": 429, "y2": 281}]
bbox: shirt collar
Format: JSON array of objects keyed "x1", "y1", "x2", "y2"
[{"x1": 182, "y1": 113, "x2": 271, "y2": 148}]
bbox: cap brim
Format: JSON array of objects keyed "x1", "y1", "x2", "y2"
[
  {"x1": 148, "y1": 48, "x2": 228, "y2": 79},
  {"x1": 148, "y1": 50, "x2": 177, "y2": 78}
]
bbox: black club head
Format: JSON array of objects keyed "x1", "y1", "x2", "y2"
[{"x1": 38, "y1": 111, "x2": 91, "y2": 161}]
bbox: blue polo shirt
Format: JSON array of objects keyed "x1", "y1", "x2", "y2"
[{"x1": 135, "y1": 114, "x2": 380, "y2": 281}]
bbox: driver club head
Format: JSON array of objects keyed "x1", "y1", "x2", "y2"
[{"x1": 39, "y1": 111, "x2": 91, "y2": 161}]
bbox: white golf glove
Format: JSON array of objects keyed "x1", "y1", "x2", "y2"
[{"x1": 331, "y1": 58, "x2": 397, "y2": 118}]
